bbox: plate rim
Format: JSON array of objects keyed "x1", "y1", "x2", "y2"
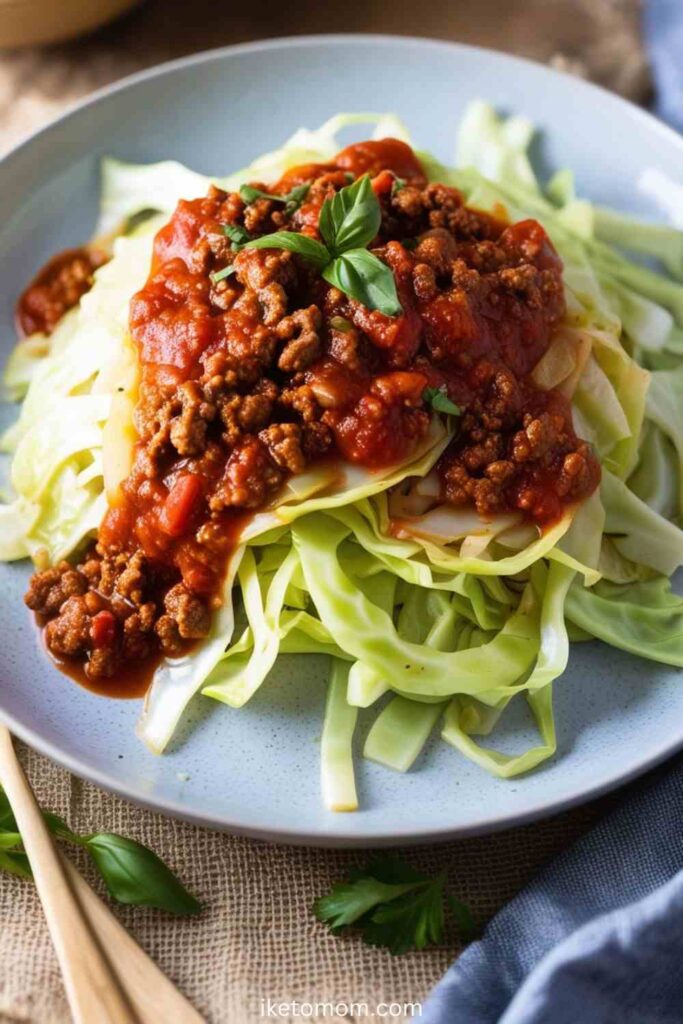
[{"x1": 2, "y1": 33, "x2": 683, "y2": 846}]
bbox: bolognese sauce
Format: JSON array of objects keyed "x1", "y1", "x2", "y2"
[{"x1": 23, "y1": 137, "x2": 599, "y2": 689}]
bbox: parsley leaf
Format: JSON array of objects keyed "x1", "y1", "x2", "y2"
[
  {"x1": 313, "y1": 856, "x2": 474, "y2": 955},
  {"x1": 240, "y1": 182, "x2": 311, "y2": 216},
  {"x1": 423, "y1": 386, "x2": 461, "y2": 416},
  {"x1": 323, "y1": 249, "x2": 401, "y2": 317},
  {"x1": 319, "y1": 174, "x2": 381, "y2": 256}
]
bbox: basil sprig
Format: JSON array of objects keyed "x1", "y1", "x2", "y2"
[
  {"x1": 0, "y1": 786, "x2": 200, "y2": 915},
  {"x1": 243, "y1": 175, "x2": 401, "y2": 317},
  {"x1": 319, "y1": 174, "x2": 380, "y2": 254},
  {"x1": 240, "y1": 181, "x2": 310, "y2": 216}
]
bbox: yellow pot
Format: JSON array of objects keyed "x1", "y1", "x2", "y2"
[{"x1": 0, "y1": 0, "x2": 141, "y2": 48}]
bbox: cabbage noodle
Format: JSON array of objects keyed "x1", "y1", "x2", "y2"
[{"x1": 3, "y1": 103, "x2": 683, "y2": 811}]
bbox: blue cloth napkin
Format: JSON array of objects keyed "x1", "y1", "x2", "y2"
[
  {"x1": 423, "y1": 19, "x2": 683, "y2": 1020},
  {"x1": 423, "y1": 756, "x2": 683, "y2": 1023},
  {"x1": 644, "y1": 0, "x2": 683, "y2": 131}
]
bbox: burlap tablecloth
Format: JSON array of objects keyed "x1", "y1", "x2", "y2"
[{"x1": 0, "y1": 3, "x2": 651, "y2": 1021}]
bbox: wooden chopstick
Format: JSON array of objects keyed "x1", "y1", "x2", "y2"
[
  {"x1": 61, "y1": 854, "x2": 204, "y2": 1023},
  {"x1": 0, "y1": 724, "x2": 204, "y2": 1024}
]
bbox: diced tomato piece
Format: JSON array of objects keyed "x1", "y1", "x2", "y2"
[
  {"x1": 91, "y1": 610, "x2": 117, "y2": 648},
  {"x1": 159, "y1": 474, "x2": 203, "y2": 537}
]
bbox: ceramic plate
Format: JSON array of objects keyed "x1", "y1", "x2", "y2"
[{"x1": 2, "y1": 36, "x2": 682, "y2": 846}]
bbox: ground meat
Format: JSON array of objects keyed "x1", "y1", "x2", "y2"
[
  {"x1": 25, "y1": 562, "x2": 88, "y2": 616},
  {"x1": 169, "y1": 380, "x2": 216, "y2": 456},
  {"x1": 276, "y1": 305, "x2": 322, "y2": 372},
  {"x1": 163, "y1": 583, "x2": 211, "y2": 639},
  {"x1": 259, "y1": 422, "x2": 306, "y2": 474},
  {"x1": 210, "y1": 436, "x2": 282, "y2": 511},
  {"x1": 27, "y1": 138, "x2": 599, "y2": 686},
  {"x1": 17, "y1": 247, "x2": 106, "y2": 337},
  {"x1": 44, "y1": 596, "x2": 91, "y2": 658}
]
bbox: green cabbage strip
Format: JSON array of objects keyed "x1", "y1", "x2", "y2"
[
  {"x1": 363, "y1": 697, "x2": 446, "y2": 773},
  {"x1": 601, "y1": 470, "x2": 683, "y2": 577},
  {"x1": 566, "y1": 576, "x2": 683, "y2": 667},
  {"x1": 321, "y1": 660, "x2": 359, "y2": 812},
  {"x1": 292, "y1": 515, "x2": 539, "y2": 701},
  {"x1": 644, "y1": 364, "x2": 683, "y2": 514},
  {"x1": 4, "y1": 103, "x2": 683, "y2": 806},
  {"x1": 441, "y1": 562, "x2": 573, "y2": 778},
  {"x1": 136, "y1": 546, "x2": 244, "y2": 753},
  {"x1": 202, "y1": 546, "x2": 299, "y2": 708}
]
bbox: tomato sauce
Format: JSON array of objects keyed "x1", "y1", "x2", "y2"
[{"x1": 22, "y1": 136, "x2": 600, "y2": 690}]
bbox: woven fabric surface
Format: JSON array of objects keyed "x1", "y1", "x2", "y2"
[
  {"x1": 0, "y1": 3, "x2": 649, "y2": 1021},
  {"x1": 0, "y1": 744, "x2": 613, "y2": 1024}
]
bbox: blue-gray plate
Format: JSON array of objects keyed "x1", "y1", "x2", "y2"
[{"x1": 1, "y1": 36, "x2": 682, "y2": 846}]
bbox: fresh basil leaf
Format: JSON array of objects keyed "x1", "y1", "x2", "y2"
[
  {"x1": 0, "y1": 787, "x2": 73, "y2": 840},
  {"x1": 85, "y1": 833, "x2": 201, "y2": 915},
  {"x1": 0, "y1": 849, "x2": 32, "y2": 880},
  {"x1": 222, "y1": 223, "x2": 251, "y2": 249},
  {"x1": 391, "y1": 176, "x2": 407, "y2": 198},
  {"x1": 319, "y1": 175, "x2": 381, "y2": 256},
  {"x1": 423, "y1": 386, "x2": 461, "y2": 416},
  {"x1": 244, "y1": 232, "x2": 329, "y2": 270},
  {"x1": 0, "y1": 829, "x2": 23, "y2": 850},
  {"x1": 0, "y1": 788, "x2": 16, "y2": 830},
  {"x1": 210, "y1": 264, "x2": 235, "y2": 285},
  {"x1": 323, "y1": 249, "x2": 402, "y2": 316}
]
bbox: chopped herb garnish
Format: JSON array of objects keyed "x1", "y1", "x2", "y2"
[
  {"x1": 313, "y1": 856, "x2": 475, "y2": 955},
  {"x1": 243, "y1": 175, "x2": 401, "y2": 317},
  {"x1": 391, "y1": 176, "x2": 407, "y2": 198},
  {"x1": 329, "y1": 316, "x2": 354, "y2": 333},
  {"x1": 210, "y1": 264, "x2": 235, "y2": 284},
  {"x1": 222, "y1": 223, "x2": 251, "y2": 250},
  {"x1": 240, "y1": 181, "x2": 311, "y2": 216},
  {"x1": 423, "y1": 386, "x2": 461, "y2": 416}
]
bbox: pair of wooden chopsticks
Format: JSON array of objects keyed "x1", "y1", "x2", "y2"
[{"x1": 0, "y1": 724, "x2": 204, "y2": 1024}]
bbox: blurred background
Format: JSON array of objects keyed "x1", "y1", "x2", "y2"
[{"x1": 0, "y1": 0, "x2": 650, "y2": 154}]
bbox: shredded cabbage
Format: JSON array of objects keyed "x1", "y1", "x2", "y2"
[{"x1": 4, "y1": 100, "x2": 683, "y2": 811}]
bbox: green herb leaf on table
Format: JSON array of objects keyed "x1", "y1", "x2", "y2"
[
  {"x1": 0, "y1": 849, "x2": 32, "y2": 880},
  {"x1": 313, "y1": 856, "x2": 474, "y2": 955},
  {"x1": 244, "y1": 231, "x2": 330, "y2": 271},
  {"x1": 423, "y1": 386, "x2": 461, "y2": 417},
  {"x1": 85, "y1": 833, "x2": 201, "y2": 915},
  {"x1": 0, "y1": 784, "x2": 200, "y2": 915},
  {"x1": 323, "y1": 249, "x2": 402, "y2": 317},
  {"x1": 319, "y1": 174, "x2": 381, "y2": 256}
]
